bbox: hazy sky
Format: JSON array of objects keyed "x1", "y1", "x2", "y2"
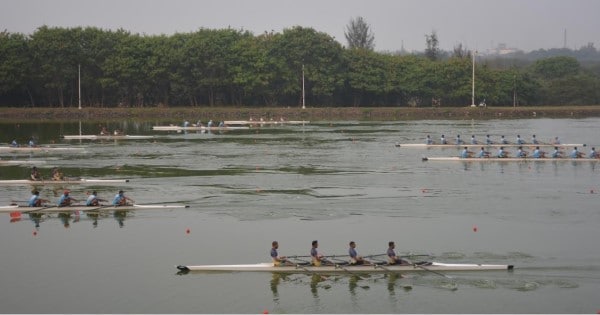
[{"x1": 1, "y1": 0, "x2": 599, "y2": 53}]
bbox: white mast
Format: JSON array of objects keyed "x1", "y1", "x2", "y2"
[
  {"x1": 302, "y1": 64, "x2": 306, "y2": 109},
  {"x1": 78, "y1": 64, "x2": 82, "y2": 110},
  {"x1": 471, "y1": 51, "x2": 476, "y2": 107}
]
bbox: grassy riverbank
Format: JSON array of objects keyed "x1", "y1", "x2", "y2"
[{"x1": 1, "y1": 106, "x2": 600, "y2": 122}]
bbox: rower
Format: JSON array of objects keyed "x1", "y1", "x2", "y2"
[
  {"x1": 460, "y1": 146, "x2": 474, "y2": 158},
  {"x1": 387, "y1": 241, "x2": 409, "y2": 265},
  {"x1": 485, "y1": 134, "x2": 493, "y2": 145},
  {"x1": 553, "y1": 136, "x2": 561, "y2": 145},
  {"x1": 531, "y1": 146, "x2": 545, "y2": 158},
  {"x1": 86, "y1": 191, "x2": 107, "y2": 206},
  {"x1": 570, "y1": 147, "x2": 584, "y2": 158},
  {"x1": 440, "y1": 134, "x2": 447, "y2": 145},
  {"x1": 470, "y1": 135, "x2": 478, "y2": 145},
  {"x1": 28, "y1": 190, "x2": 49, "y2": 207},
  {"x1": 51, "y1": 167, "x2": 64, "y2": 181},
  {"x1": 271, "y1": 241, "x2": 293, "y2": 266},
  {"x1": 476, "y1": 147, "x2": 490, "y2": 158},
  {"x1": 516, "y1": 146, "x2": 528, "y2": 158},
  {"x1": 348, "y1": 241, "x2": 370, "y2": 265},
  {"x1": 589, "y1": 147, "x2": 599, "y2": 159},
  {"x1": 112, "y1": 190, "x2": 133, "y2": 206},
  {"x1": 531, "y1": 134, "x2": 539, "y2": 144},
  {"x1": 310, "y1": 240, "x2": 332, "y2": 266},
  {"x1": 425, "y1": 135, "x2": 433, "y2": 145},
  {"x1": 516, "y1": 135, "x2": 525, "y2": 145},
  {"x1": 500, "y1": 135, "x2": 508, "y2": 144},
  {"x1": 100, "y1": 125, "x2": 109, "y2": 135},
  {"x1": 551, "y1": 147, "x2": 563, "y2": 158},
  {"x1": 30, "y1": 166, "x2": 42, "y2": 181},
  {"x1": 497, "y1": 146, "x2": 509, "y2": 158},
  {"x1": 455, "y1": 135, "x2": 464, "y2": 145},
  {"x1": 58, "y1": 190, "x2": 78, "y2": 207},
  {"x1": 28, "y1": 138, "x2": 36, "y2": 147}
]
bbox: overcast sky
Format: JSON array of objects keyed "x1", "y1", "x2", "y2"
[{"x1": 1, "y1": 0, "x2": 599, "y2": 53}]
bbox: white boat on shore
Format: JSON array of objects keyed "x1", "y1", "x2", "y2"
[{"x1": 176, "y1": 262, "x2": 514, "y2": 273}]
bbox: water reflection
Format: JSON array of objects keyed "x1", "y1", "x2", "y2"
[{"x1": 7, "y1": 210, "x2": 129, "y2": 229}]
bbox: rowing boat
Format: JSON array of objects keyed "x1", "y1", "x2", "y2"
[
  {"x1": 0, "y1": 146, "x2": 85, "y2": 152},
  {"x1": 422, "y1": 156, "x2": 600, "y2": 162},
  {"x1": 61, "y1": 135, "x2": 155, "y2": 140},
  {"x1": 0, "y1": 160, "x2": 46, "y2": 166},
  {"x1": 223, "y1": 120, "x2": 310, "y2": 126},
  {"x1": 0, "y1": 204, "x2": 189, "y2": 213},
  {"x1": 396, "y1": 143, "x2": 584, "y2": 148},
  {"x1": 176, "y1": 262, "x2": 514, "y2": 273},
  {"x1": 0, "y1": 178, "x2": 129, "y2": 185},
  {"x1": 152, "y1": 125, "x2": 249, "y2": 131}
]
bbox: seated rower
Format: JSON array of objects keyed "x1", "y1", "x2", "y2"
[
  {"x1": 589, "y1": 147, "x2": 599, "y2": 159},
  {"x1": 455, "y1": 135, "x2": 464, "y2": 145},
  {"x1": 470, "y1": 135, "x2": 478, "y2": 145},
  {"x1": 11, "y1": 139, "x2": 19, "y2": 147},
  {"x1": 28, "y1": 138, "x2": 36, "y2": 147},
  {"x1": 425, "y1": 135, "x2": 433, "y2": 145},
  {"x1": 30, "y1": 166, "x2": 42, "y2": 181},
  {"x1": 531, "y1": 146, "x2": 546, "y2": 158},
  {"x1": 460, "y1": 146, "x2": 474, "y2": 158},
  {"x1": 100, "y1": 125, "x2": 109, "y2": 135},
  {"x1": 516, "y1": 135, "x2": 525, "y2": 145},
  {"x1": 271, "y1": 241, "x2": 293, "y2": 266},
  {"x1": 58, "y1": 190, "x2": 78, "y2": 207},
  {"x1": 500, "y1": 135, "x2": 509, "y2": 144},
  {"x1": 476, "y1": 147, "x2": 490, "y2": 158},
  {"x1": 112, "y1": 190, "x2": 133, "y2": 206},
  {"x1": 86, "y1": 191, "x2": 107, "y2": 206},
  {"x1": 531, "y1": 134, "x2": 539, "y2": 144},
  {"x1": 28, "y1": 190, "x2": 49, "y2": 207},
  {"x1": 516, "y1": 146, "x2": 528, "y2": 158},
  {"x1": 553, "y1": 136, "x2": 561, "y2": 145},
  {"x1": 551, "y1": 147, "x2": 563, "y2": 158},
  {"x1": 485, "y1": 134, "x2": 493, "y2": 145},
  {"x1": 440, "y1": 134, "x2": 447, "y2": 145},
  {"x1": 387, "y1": 242, "x2": 410, "y2": 265},
  {"x1": 570, "y1": 147, "x2": 584, "y2": 158},
  {"x1": 310, "y1": 240, "x2": 332, "y2": 266},
  {"x1": 497, "y1": 147, "x2": 509, "y2": 158},
  {"x1": 51, "y1": 167, "x2": 64, "y2": 181},
  {"x1": 348, "y1": 241, "x2": 370, "y2": 265}
]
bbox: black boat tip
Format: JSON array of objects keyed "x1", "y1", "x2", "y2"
[
  {"x1": 176, "y1": 265, "x2": 190, "y2": 271},
  {"x1": 421, "y1": 157, "x2": 429, "y2": 161},
  {"x1": 507, "y1": 265, "x2": 514, "y2": 270}
]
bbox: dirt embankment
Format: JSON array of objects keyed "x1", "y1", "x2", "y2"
[{"x1": 1, "y1": 106, "x2": 599, "y2": 122}]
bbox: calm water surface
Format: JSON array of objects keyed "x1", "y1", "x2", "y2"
[{"x1": 0, "y1": 118, "x2": 599, "y2": 313}]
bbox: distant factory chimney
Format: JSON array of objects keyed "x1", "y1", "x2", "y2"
[{"x1": 563, "y1": 29, "x2": 567, "y2": 49}]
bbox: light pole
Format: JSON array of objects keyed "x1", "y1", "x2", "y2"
[
  {"x1": 471, "y1": 51, "x2": 476, "y2": 107},
  {"x1": 302, "y1": 64, "x2": 306, "y2": 109},
  {"x1": 78, "y1": 63, "x2": 82, "y2": 110},
  {"x1": 513, "y1": 74, "x2": 517, "y2": 107}
]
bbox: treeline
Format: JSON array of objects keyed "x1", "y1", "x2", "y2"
[{"x1": 1, "y1": 26, "x2": 599, "y2": 108}]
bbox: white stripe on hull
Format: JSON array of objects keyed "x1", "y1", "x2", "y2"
[
  {"x1": 177, "y1": 262, "x2": 513, "y2": 273},
  {"x1": 0, "y1": 160, "x2": 46, "y2": 165},
  {"x1": 0, "y1": 146, "x2": 84, "y2": 152},
  {"x1": 0, "y1": 204, "x2": 189, "y2": 213},
  {"x1": 423, "y1": 157, "x2": 600, "y2": 162},
  {"x1": 0, "y1": 178, "x2": 129, "y2": 185},
  {"x1": 397, "y1": 143, "x2": 584, "y2": 148}
]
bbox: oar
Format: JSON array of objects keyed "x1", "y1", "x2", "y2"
[
  {"x1": 402, "y1": 257, "x2": 453, "y2": 280},
  {"x1": 327, "y1": 256, "x2": 364, "y2": 280},
  {"x1": 287, "y1": 256, "x2": 328, "y2": 281}
]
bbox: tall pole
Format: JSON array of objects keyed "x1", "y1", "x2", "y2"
[
  {"x1": 471, "y1": 51, "x2": 476, "y2": 106},
  {"x1": 302, "y1": 64, "x2": 306, "y2": 109},
  {"x1": 513, "y1": 75, "x2": 517, "y2": 107},
  {"x1": 78, "y1": 63, "x2": 82, "y2": 110}
]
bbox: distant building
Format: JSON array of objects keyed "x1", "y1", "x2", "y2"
[{"x1": 485, "y1": 43, "x2": 519, "y2": 56}]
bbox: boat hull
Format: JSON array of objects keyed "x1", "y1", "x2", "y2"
[
  {"x1": 0, "y1": 146, "x2": 84, "y2": 152},
  {"x1": 423, "y1": 157, "x2": 600, "y2": 162},
  {"x1": 397, "y1": 143, "x2": 584, "y2": 148},
  {"x1": 61, "y1": 135, "x2": 154, "y2": 140},
  {"x1": 0, "y1": 178, "x2": 129, "y2": 185},
  {"x1": 176, "y1": 262, "x2": 513, "y2": 273},
  {"x1": 0, "y1": 204, "x2": 189, "y2": 213},
  {"x1": 152, "y1": 126, "x2": 249, "y2": 131}
]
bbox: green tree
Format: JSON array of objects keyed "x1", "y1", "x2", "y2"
[
  {"x1": 424, "y1": 31, "x2": 440, "y2": 61},
  {"x1": 344, "y1": 16, "x2": 375, "y2": 51},
  {"x1": 0, "y1": 32, "x2": 33, "y2": 106}
]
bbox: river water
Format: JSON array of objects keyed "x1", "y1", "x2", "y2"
[{"x1": 0, "y1": 118, "x2": 599, "y2": 314}]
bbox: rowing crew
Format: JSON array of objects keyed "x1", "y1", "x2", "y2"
[
  {"x1": 271, "y1": 240, "x2": 429, "y2": 267},
  {"x1": 30, "y1": 166, "x2": 65, "y2": 181},
  {"x1": 460, "y1": 146, "x2": 598, "y2": 159},
  {"x1": 429, "y1": 134, "x2": 561, "y2": 146},
  {"x1": 28, "y1": 190, "x2": 134, "y2": 207}
]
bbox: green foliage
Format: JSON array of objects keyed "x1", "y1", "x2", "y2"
[
  {"x1": 344, "y1": 16, "x2": 375, "y2": 51},
  {"x1": 0, "y1": 27, "x2": 599, "y2": 107}
]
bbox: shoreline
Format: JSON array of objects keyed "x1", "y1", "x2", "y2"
[{"x1": 1, "y1": 106, "x2": 600, "y2": 122}]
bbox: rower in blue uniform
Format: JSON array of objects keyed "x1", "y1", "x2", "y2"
[
  {"x1": 531, "y1": 146, "x2": 545, "y2": 158},
  {"x1": 516, "y1": 146, "x2": 527, "y2": 158},
  {"x1": 570, "y1": 147, "x2": 584, "y2": 158},
  {"x1": 500, "y1": 135, "x2": 509, "y2": 144},
  {"x1": 531, "y1": 134, "x2": 539, "y2": 144},
  {"x1": 470, "y1": 135, "x2": 478, "y2": 144},
  {"x1": 28, "y1": 190, "x2": 49, "y2": 207},
  {"x1": 460, "y1": 146, "x2": 474, "y2": 158},
  {"x1": 497, "y1": 147, "x2": 508, "y2": 158},
  {"x1": 311, "y1": 240, "x2": 332, "y2": 266},
  {"x1": 426, "y1": 135, "x2": 433, "y2": 145},
  {"x1": 485, "y1": 135, "x2": 493, "y2": 145},
  {"x1": 589, "y1": 147, "x2": 598, "y2": 159},
  {"x1": 271, "y1": 241, "x2": 293, "y2": 266},
  {"x1": 455, "y1": 135, "x2": 464, "y2": 145},
  {"x1": 551, "y1": 147, "x2": 563, "y2": 158},
  {"x1": 86, "y1": 191, "x2": 106, "y2": 206},
  {"x1": 516, "y1": 135, "x2": 525, "y2": 145},
  {"x1": 440, "y1": 135, "x2": 447, "y2": 144},
  {"x1": 58, "y1": 190, "x2": 77, "y2": 207},
  {"x1": 476, "y1": 147, "x2": 490, "y2": 158},
  {"x1": 112, "y1": 190, "x2": 134, "y2": 206},
  {"x1": 553, "y1": 137, "x2": 561, "y2": 145},
  {"x1": 387, "y1": 241, "x2": 409, "y2": 265},
  {"x1": 348, "y1": 241, "x2": 370, "y2": 265}
]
